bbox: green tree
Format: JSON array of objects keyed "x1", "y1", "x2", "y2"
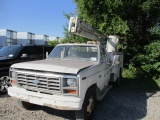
[
  {"x1": 74, "y1": 0, "x2": 160, "y2": 61},
  {"x1": 131, "y1": 40, "x2": 160, "y2": 80},
  {"x1": 48, "y1": 40, "x2": 59, "y2": 46},
  {"x1": 64, "y1": 0, "x2": 160, "y2": 79}
]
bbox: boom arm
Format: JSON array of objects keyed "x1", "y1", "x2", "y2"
[{"x1": 68, "y1": 17, "x2": 107, "y2": 43}]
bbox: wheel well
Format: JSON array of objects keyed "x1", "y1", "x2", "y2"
[
  {"x1": 88, "y1": 84, "x2": 97, "y2": 91},
  {"x1": 84, "y1": 84, "x2": 97, "y2": 98}
]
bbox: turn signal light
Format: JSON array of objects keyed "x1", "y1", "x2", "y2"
[
  {"x1": 11, "y1": 80, "x2": 16, "y2": 85},
  {"x1": 66, "y1": 89, "x2": 77, "y2": 95}
]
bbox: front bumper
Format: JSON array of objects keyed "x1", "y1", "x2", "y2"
[{"x1": 8, "y1": 87, "x2": 82, "y2": 110}]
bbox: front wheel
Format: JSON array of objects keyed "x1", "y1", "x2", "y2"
[
  {"x1": 75, "y1": 87, "x2": 96, "y2": 120},
  {"x1": 0, "y1": 76, "x2": 10, "y2": 95}
]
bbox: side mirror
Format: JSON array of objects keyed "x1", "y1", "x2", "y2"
[
  {"x1": 46, "y1": 52, "x2": 48, "y2": 58},
  {"x1": 8, "y1": 54, "x2": 14, "y2": 58},
  {"x1": 21, "y1": 54, "x2": 28, "y2": 58}
]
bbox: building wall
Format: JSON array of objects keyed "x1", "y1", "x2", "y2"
[
  {"x1": 34, "y1": 40, "x2": 45, "y2": 45},
  {"x1": 49, "y1": 36, "x2": 57, "y2": 41},
  {"x1": 17, "y1": 39, "x2": 28, "y2": 45},
  {"x1": 0, "y1": 29, "x2": 18, "y2": 46},
  {"x1": 35, "y1": 35, "x2": 44, "y2": 45},
  {"x1": 17, "y1": 32, "x2": 35, "y2": 45},
  {"x1": 0, "y1": 29, "x2": 7, "y2": 36},
  {"x1": 35, "y1": 35, "x2": 48, "y2": 45},
  {"x1": 35, "y1": 35, "x2": 44, "y2": 39},
  {"x1": 0, "y1": 36, "x2": 6, "y2": 47},
  {"x1": 0, "y1": 29, "x2": 7, "y2": 47},
  {"x1": 17, "y1": 32, "x2": 28, "y2": 39},
  {"x1": 1, "y1": 29, "x2": 58, "y2": 46}
]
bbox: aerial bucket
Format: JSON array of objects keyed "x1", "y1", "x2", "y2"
[{"x1": 107, "y1": 35, "x2": 119, "y2": 52}]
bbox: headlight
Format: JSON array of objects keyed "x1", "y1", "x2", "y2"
[
  {"x1": 67, "y1": 78, "x2": 77, "y2": 87},
  {"x1": 62, "y1": 78, "x2": 78, "y2": 95},
  {"x1": 10, "y1": 71, "x2": 16, "y2": 78}
]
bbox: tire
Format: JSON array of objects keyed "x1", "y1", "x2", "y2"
[
  {"x1": 19, "y1": 101, "x2": 35, "y2": 110},
  {"x1": 0, "y1": 76, "x2": 10, "y2": 95},
  {"x1": 0, "y1": 87, "x2": 7, "y2": 95},
  {"x1": 75, "y1": 87, "x2": 96, "y2": 120}
]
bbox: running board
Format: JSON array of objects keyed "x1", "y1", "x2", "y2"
[{"x1": 96, "y1": 84, "x2": 112, "y2": 101}]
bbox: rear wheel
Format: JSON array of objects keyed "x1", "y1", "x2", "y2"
[{"x1": 75, "y1": 87, "x2": 96, "y2": 120}]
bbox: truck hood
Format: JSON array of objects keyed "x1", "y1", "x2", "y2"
[{"x1": 11, "y1": 59, "x2": 97, "y2": 74}]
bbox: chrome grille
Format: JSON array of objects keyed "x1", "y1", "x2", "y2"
[{"x1": 17, "y1": 73, "x2": 61, "y2": 94}]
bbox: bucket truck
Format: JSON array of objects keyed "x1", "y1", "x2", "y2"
[{"x1": 8, "y1": 17, "x2": 123, "y2": 120}]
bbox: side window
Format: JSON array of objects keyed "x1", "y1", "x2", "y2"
[
  {"x1": 100, "y1": 47, "x2": 106, "y2": 63},
  {"x1": 20, "y1": 47, "x2": 38, "y2": 59},
  {"x1": 36, "y1": 46, "x2": 44, "y2": 59},
  {"x1": 50, "y1": 46, "x2": 65, "y2": 58},
  {"x1": 37, "y1": 46, "x2": 54, "y2": 59},
  {"x1": 106, "y1": 53, "x2": 110, "y2": 63}
]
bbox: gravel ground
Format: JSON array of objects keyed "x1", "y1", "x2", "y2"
[{"x1": 0, "y1": 87, "x2": 160, "y2": 120}]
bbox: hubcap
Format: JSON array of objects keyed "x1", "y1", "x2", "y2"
[
  {"x1": 0, "y1": 76, "x2": 10, "y2": 92},
  {"x1": 86, "y1": 96, "x2": 94, "y2": 116}
]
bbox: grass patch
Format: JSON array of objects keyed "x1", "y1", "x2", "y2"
[
  {"x1": 121, "y1": 69, "x2": 160, "y2": 92},
  {"x1": 154, "y1": 78, "x2": 160, "y2": 87}
]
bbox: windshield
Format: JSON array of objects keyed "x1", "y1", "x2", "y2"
[
  {"x1": 48, "y1": 45, "x2": 98, "y2": 62},
  {"x1": 0, "y1": 46, "x2": 22, "y2": 58}
]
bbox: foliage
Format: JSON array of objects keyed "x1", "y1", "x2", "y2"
[
  {"x1": 48, "y1": 40, "x2": 59, "y2": 46},
  {"x1": 150, "y1": 24, "x2": 160, "y2": 36},
  {"x1": 122, "y1": 67, "x2": 137, "y2": 79},
  {"x1": 63, "y1": 0, "x2": 160, "y2": 81},
  {"x1": 74, "y1": 0, "x2": 129, "y2": 35},
  {"x1": 74, "y1": 0, "x2": 160, "y2": 62},
  {"x1": 131, "y1": 40, "x2": 160, "y2": 80},
  {"x1": 68, "y1": 0, "x2": 160, "y2": 80}
]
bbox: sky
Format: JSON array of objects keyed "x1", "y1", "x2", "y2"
[{"x1": 0, "y1": 0, "x2": 76, "y2": 37}]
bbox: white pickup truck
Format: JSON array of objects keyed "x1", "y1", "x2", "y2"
[{"x1": 8, "y1": 17, "x2": 123, "y2": 120}]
